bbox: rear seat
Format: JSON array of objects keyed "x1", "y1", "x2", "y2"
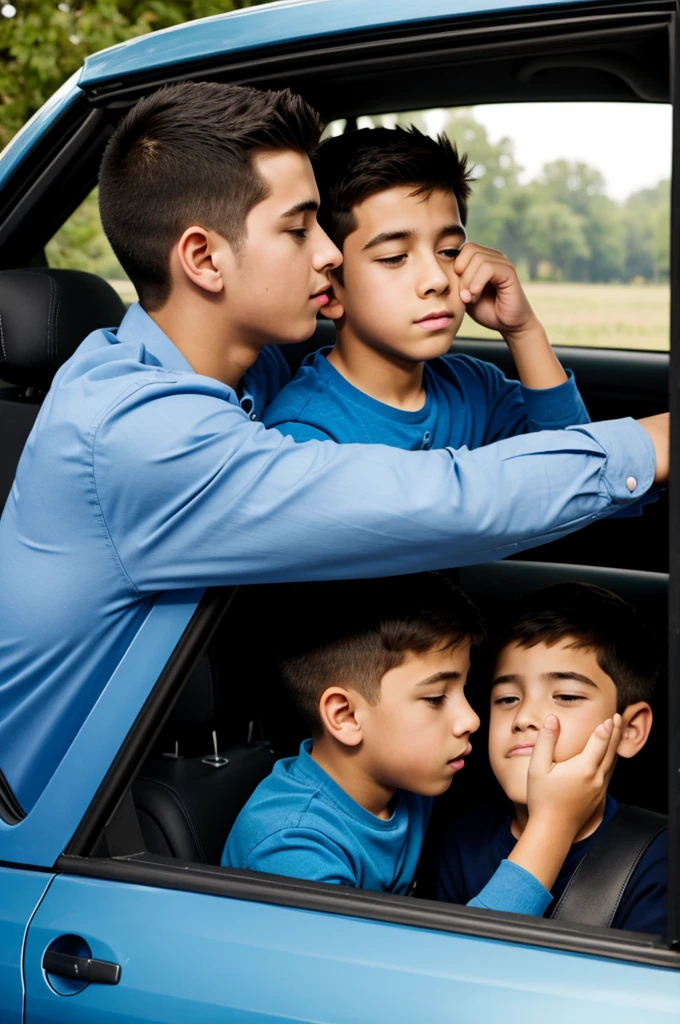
[{"x1": 0, "y1": 268, "x2": 126, "y2": 512}]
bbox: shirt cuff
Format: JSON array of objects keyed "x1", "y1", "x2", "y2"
[
  {"x1": 519, "y1": 369, "x2": 590, "y2": 429},
  {"x1": 468, "y1": 859, "x2": 552, "y2": 916},
  {"x1": 567, "y1": 417, "x2": 656, "y2": 506}
]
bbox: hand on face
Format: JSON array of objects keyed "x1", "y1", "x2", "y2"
[
  {"x1": 454, "y1": 242, "x2": 538, "y2": 340},
  {"x1": 525, "y1": 712, "x2": 622, "y2": 835}
]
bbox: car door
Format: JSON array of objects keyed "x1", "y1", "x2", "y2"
[{"x1": 21, "y1": 869, "x2": 680, "y2": 1024}]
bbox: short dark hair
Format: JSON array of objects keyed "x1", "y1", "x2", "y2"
[
  {"x1": 272, "y1": 573, "x2": 485, "y2": 732},
  {"x1": 493, "y1": 582, "x2": 658, "y2": 711},
  {"x1": 99, "y1": 82, "x2": 322, "y2": 310},
  {"x1": 313, "y1": 125, "x2": 473, "y2": 252}
]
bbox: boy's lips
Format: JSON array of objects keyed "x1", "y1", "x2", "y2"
[
  {"x1": 415, "y1": 310, "x2": 454, "y2": 331},
  {"x1": 507, "y1": 743, "x2": 535, "y2": 757},
  {"x1": 447, "y1": 742, "x2": 472, "y2": 772},
  {"x1": 310, "y1": 287, "x2": 331, "y2": 307}
]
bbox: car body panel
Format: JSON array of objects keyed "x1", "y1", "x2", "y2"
[
  {"x1": 0, "y1": 590, "x2": 203, "y2": 868},
  {"x1": 0, "y1": 868, "x2": 54, "y2": 1024},
  {"x1": 23, "y1": 874, "x2": 680, "y2": 1023},
  {"x1": 79, "y1": 0, "x2": 584, "y2": 87}
]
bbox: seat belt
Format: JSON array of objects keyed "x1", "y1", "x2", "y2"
[{"x1": 549, "y1": 805, "x2": 667, "y2": 928}]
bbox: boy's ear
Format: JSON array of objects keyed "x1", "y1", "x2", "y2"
[
  {"x1": 318, "y1": 686, "x2": 363, "y2": 747},
  {"x1": 617, "y1": 702, "x2": 653, "y2": 759},
  {"x1": 320, "y1": 280, "x2": 345, "y2": 321},
  {"x1": 175, "y1": 225, "x2": 226, "y2": 295}
]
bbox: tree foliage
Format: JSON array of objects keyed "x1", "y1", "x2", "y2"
[{"x1": 0, "y1": 0, "x2": 271, "y2": 148}]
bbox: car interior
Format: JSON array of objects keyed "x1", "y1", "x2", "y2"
[{"x1": 0, "y1": 0, "x2": 674, "y2": 950}]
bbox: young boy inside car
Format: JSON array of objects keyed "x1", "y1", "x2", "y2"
[
  {"x1": 437, "y1": 582, "x2": 667, "y2": 935},
  {"x1": 223, "y1": 573, "x2": 622, "y2": 917},
  {"x1": 263, "y1": 125, "x2": 592, "y2": 448}
]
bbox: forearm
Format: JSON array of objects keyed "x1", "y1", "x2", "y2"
[
  {"x1": 507, "y1": 815, "x2": 574, "y2": 892},
  {"x1": 504, "y1": 317, "x2": 568, "y2": 391}
]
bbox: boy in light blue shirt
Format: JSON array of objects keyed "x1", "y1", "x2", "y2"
[
  {"x1": 263, "y1": 126, "x2": 589, "y2": 447},
  {"x1": 223, "y1": 574, "x2": 622, "y2": 912}
]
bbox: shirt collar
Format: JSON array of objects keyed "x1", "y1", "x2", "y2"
[{"x1": 115, "y1": 302, "x2": 196, "y2": 376}]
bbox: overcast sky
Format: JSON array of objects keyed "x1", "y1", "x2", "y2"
[{"x1": 467, "y1": 103, "x2": 671, "y2": 202}]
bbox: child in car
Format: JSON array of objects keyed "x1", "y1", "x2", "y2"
[
  {"x1": 437, "y1": 581, "x2": 667, "y2": 934},
  {"x1": 223, "y1": 574, "x2": 622, "y2": 916},
  {"x1": 263, "y1": 125, "x2": 590, "y2": 447}
]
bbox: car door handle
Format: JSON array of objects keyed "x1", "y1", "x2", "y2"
[{"x1": 43, "y1": 949, "x2": 121, "y2": 985}]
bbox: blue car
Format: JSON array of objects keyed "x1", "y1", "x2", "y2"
[{"x1": 0, "y1": 0, "x2": 678, "y2": 1020}]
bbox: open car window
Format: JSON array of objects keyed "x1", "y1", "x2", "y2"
[{"x1": 325, "y1": 102, "x2": 671, "y2": 352}]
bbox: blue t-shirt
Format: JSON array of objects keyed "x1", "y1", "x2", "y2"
[
  {"x1": 437, "y1": 795, "x2": 668, "y2": 935},
  {"x1": 223, "y1": 740, "x2": 552, "y2": 915},
  {"x1": 263, "y1": 347, "x2": 590, "y2": 447}
]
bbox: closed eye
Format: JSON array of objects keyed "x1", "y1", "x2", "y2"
[
  {"x1": 376, "y1": 254, "x2": 407, "y2": 267},
  {"x1": 493, "y1": 695, "x2": 519, "y2": 707},
  {"x1": 439, "y1": 247, "x2": 462, "y2": 259},
  {"x1": 422, "y1": 694, "x2": 446, "y2": 708},
  {"x1": 288, "y1": 228, "x2": 308, "y2": 241},
  {"x1": 554, "y1": 694, "x2": 586, "y2": 703}
]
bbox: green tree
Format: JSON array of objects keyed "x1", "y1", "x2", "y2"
[{"x1": 0, "y1": 0, "x2": 272, "y2": 148}]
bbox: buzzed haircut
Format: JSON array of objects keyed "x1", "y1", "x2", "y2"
[
  {"x1": 99, "y1": 82, "x2": 322, "y2": 310},
  {"x1": 493, "y1": 582, "x2": 658, "y2": 711},
  {"x1": 314, "y1": 125, "x2": 473, "y2": 252},
  {"x1": 271, "y1": 573, "x2": 485, "y2": 733}
]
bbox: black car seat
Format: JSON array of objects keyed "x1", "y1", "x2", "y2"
[
  {"x1": 0, "y1": 267, "x2": 126, "y2": 512},
  {"x1": 132, "y1": 646, "x2": 277, "y2": 864}
]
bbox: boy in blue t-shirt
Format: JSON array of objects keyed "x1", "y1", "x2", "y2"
[
  {"x1": 437, "y1": 582, "x2": 667, "y2": 935},
  {"x1": 263, "y1": 125, "x2": 589, "y2": 447},
  {"x1": 223, "y1": 574, "x2": 623, "y2": 914}
]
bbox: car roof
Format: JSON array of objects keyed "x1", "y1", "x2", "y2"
[{"x1": 80, "y1": 0, "x2": 587, "y2": 86}]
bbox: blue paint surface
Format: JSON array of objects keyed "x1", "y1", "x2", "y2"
[
  {"x1": 0, "y1": 867, "x2": 53, "y2": 1024},
  {"x1": 0, "y1": 590, "x2": 203, "y2": 868},
  {"x1": 80, "y1": 0, "x2": 579, "y2": 84},
  {"x1": 23, "y1": 874, "x2": 680, "y2": 1023}
]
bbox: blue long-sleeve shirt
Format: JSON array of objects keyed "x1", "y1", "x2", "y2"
[
  {"x1": 0, "y1": 304, "x2": 654, "y2": 811},
  {"x1": 437, "y1": 797, "x2": 667, "y2": 935},
  {"x1": 224, "y1": 740, "x2": 551, "y2": 915},
  {"x1": 262, "y1": 347, "x2": 590, "y2": 447}
]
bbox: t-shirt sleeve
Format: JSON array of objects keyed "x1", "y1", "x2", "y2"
[
  {"x1": 244, "y1": 828, "x2": 357, "y2": 886},
  {"x1": 468, "y1": 860, "x2": 553, "y2": 916},
  {"x1": 270, "y1": 420, "x2": 334, "y2": 443},
  {"x1": 452, "y1": 356, "x2": 590, "y2": 443}
]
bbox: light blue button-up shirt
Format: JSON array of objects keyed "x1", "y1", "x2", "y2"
[{"x1": 0, "y1": 304, "x2": 655, "y2": 811}]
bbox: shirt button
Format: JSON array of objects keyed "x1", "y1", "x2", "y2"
[
  {"x1": 250, "y1": 412, "x2": 257, "y2": 421},
  {"x1": 626, "y1": 476, "x2": 637, "y2": 492}
]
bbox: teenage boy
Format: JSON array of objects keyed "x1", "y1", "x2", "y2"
[
  {"x1": 264, "y1": 126, "x2": 590, "y2": 447},
  {"x1": 437, "y1": 582, "x2": 667, "y2": 935},
  {"x1": 0, "y1": 83, "x2": 666, "y2": 817},
  {"x1": 224, "y1": 574, "x2": 622, "y2": 915}
]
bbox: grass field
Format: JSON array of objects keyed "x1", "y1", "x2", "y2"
[
  {"x1": 460, "y1": 282, "x2": 670, "y2": 352},
  {"x1": 108, "y1": 280, "x2": 671, "y2": 352}
]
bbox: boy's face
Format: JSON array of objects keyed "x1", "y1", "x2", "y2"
[
  {"x1": 217, "y1": 149, "x2": 342, "y2": 346},
  {"x1": 356, "y1": 641, "x2": 480, "y2": 797},
  {"x1": 489, "y1": 639, "x2": 620, "y2": 807},
  {"x1": 328, "y1": 185, "x2": 467, "y2": 361}
]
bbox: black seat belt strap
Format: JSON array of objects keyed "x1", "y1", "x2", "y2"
[{"x1": 549, "y1": 805, "x2": 667, "y2": 928}]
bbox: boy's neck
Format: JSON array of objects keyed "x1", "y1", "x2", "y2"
[
  {"x1": 328, "y1": 327, "x2": 426, "y2": 412},
  {"x1": 151, "y1": 297, "x2": 260, "y2": 391},
  {"x1": 511, "y1": 795, "x2": 609, "y2": 845},
  {"x1": 310, "y1": 735, "x2": 396, "y2": 819}
]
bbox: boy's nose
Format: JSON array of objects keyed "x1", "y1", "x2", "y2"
[
  {"x1": 314, "y1": 226, "x2": 342, "y2": 272},
  {"x1": 417, "y1": 259, "x2": 451, "y2": 298}
]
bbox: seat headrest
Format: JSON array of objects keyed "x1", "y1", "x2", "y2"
[
  {"x1": 0, "y1": 268, "x2": 126, "y2": 389},
  {"x1": 168, "y1": 650, "x2": 220, "y2": 732}
]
